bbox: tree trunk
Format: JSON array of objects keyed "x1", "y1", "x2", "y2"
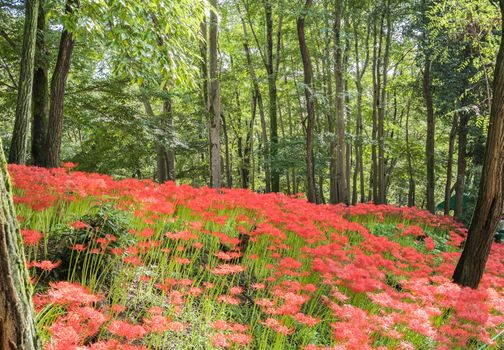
[
  {"x1": 208, "y1": 0, "x2": 221, "y2": 189},
  {"x1": 453, "y1": 0, "x2": 504, "y2": 288},
  {"x1": 333, "y1": 0, "x2": 347, "y2": 204},
  {"x1": 222, "y1": 113, "x2": 232, "y2": 188},
  {"x1": 444, "y1": 115, "x2": 458, "y2": 215},
  {"x1": 44, "y1": 0, "x2": 77, "y2": 168},
  {"x1": 31, "y1": 0, "x2": 48, "y2": 167},
  {"x1": 297, "y1": 0, "x2": 316, "y2": 203},
  {"x1": 163, "y1": 93, "x2": 175, "y2": 182},
  {"x1": 455, "y1": 111, "x2": 469, "y2": 219},
  {"x1": 9, "y1": 0, "x2": 39, "y2": 165},
  {"x1": 264, "y1": 0, "x2": 281, "y2": 193},
  {"x1": 1, "y1": 138, "x2": 41, "y2": 350},
  {"x1": 405, "y1": 99, "x2": 415, "y2": 207},
  {"x1": 422, "y1": 0, "x2": 435, "y2": 213},
  {"x1": 377, "y1": 0, "x2": 391, "y2": 205},
  {"x1": 238, "y1": 6, "x2": 270, "y2": 192}
]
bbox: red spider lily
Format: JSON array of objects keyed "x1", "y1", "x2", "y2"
[
  {"x1": 107, "y1": 320, "x2": 146, "y2": 341},
  {"x1": 21, "y1": 229, "x2": 44, "y2": 246},
  {"x1": 211, "y1": 264, "x2": 246, "y2": 275},
  {"x1": 30, "y1": 260, "x2": 61, "y2": 271}
]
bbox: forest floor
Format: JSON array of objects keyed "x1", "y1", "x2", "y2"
[{"x1": 9, "y1": 164, "x2": 504, "y2": 350}]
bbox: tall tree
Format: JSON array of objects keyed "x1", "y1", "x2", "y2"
[
  {"x1": 452, "y1": 0, "x2": 504, "y2": 288},
  {"x1": 332, "y1": 0, "x2": 347, "y2": 204},
  {"x1": 264, "y1": 0, "x2": 282, "y2": 192},
  {"x1": 31, "y1": 0, "x2": 48, "y2": 167},
  {"x1": 0, "y1": 138, "x2": 40, "y2": 350},
  {"x1": 9, "y1": 0, "x2": 39, "y2": 165},
  {"x1": 297, "y1": 0, "x2": 316, "y2": 203},
  {"x1": 208, "y1": 0, "x2": 222, "y2": 188},
  {"x1": 422, "y1": 0, "x2": 436, "y2": 213},
  {"x1": 44, "y1": 0, "x2": 78, "y2": 168}
]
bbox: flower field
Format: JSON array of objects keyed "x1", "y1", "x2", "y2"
[{"x1": 9, "y1": 164, "x2": 504, "y2": 350}]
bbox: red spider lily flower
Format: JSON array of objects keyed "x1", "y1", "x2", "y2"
[
  {"x1": 217, "y1": 295, "x2": 241, "y2": 305},
  {"x1": 425, "y1": 236, "x2": 436, "y2": 251},
  {"x1": 293, "y1": 313, "x2": 320, "y2": 327},
  {"x1": 31, "y1": 259, "x2": 61, "y2": 271},
  {"x1": 211, "y1": 264, "x2": 246, "y2": 275},
  {"x1": 193, "y1": 242, "x2": 204, "y2": 249},
  {"x1": 21, "y1": 229, "x2": 44, "y2": 246},
  {"x1": 62, "y1": 162, "x2": 77, "y2": 170},
  {"x1": 229, "y1": 286, "x2": 243, "y2": 295},
  {"x1": 45, "y1": 281, "x2": 102, "y2": 306},
  {"x1": 70, "y1": 221, "x2": 90, "y2": 230},
  {"x1": 214, "y1": 251, "x2": 243, "y2": 260},
  {"x1": 174, "y1": 257, "x2": 191, "y2": 265},
  {"x1": 110, "y1": 304, "x2": 125, "y2": 313},
  {"x1": 251, "y1": 283, "x2": 266, "y2": 290},
  {"x1": 71, "y1": 244, "x2": 86, "y2": 252},
  {"x1": 107, "y1": 320, "x2": 146, "y2": 341},
  {"x1": 165, "y1": 230, "x2": 198, "y2": 241}
]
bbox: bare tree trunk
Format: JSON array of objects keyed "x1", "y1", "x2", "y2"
[
  {"x1": 264, "y1": 0, "x2": 282, "y2": 193},
  {"x1": 163, "y1": 93, "x2": 175, "y2": 181},
  {"x1": 453, "y1": 0, "x2": 504, "y2": 288},
  {"x1": 370, "y1": 6, "x2": 381, "y2": 202},
  {"x1": 238, "y1": 6, "x2": 270, "y2": 192},
  {"x1": 208, "y1": 0, "x2": 221, "y2": 189},
  {"x1": 222, "y1": 113, "x2": 232, "y2": 188},
  {"x1": 455, "y1": 111, "x2": 469, "y2": 219},
  {"x1": 297, "y1": 0, "x2": 316, "y2": 203},
  {"x1": 31, "y1": 0, "x2": 48, "y2": 167},
  {"x1": 333, "y1": 0, "x2": 347, "y2": 204},
  {"x1": 352, "y1": 19, "x2": 370, "y2": 204},
  {"x1": 377, "y1": 0, "x2": 391, "y2": 204},
  {"x1": 1, "y1": 138, "x2": 40, "y2": 350},
  {"x1": 9, "y1": 0, "x2": 39, "y2": 165},
  {"x1": 422, "y1": 0, "x2": 435, "y2": 213},
  {"x1": 444, "y1": 115, "x2": 458, "y2": 215},
  {"x1": 405, "y1": 99, "x2": 415, "y2": 207},
  {"x1": 44, "y1": 0, "x2": 78, "y2": 168}
]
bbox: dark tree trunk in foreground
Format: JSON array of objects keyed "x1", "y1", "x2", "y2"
[
  {"x1": 31, "y1": 0, "x2": 48, "y2": 167},
  {"x1": 0, "y1": 138, "x2": 40, "y2": 350},
  {"x1": 44, "y1": 0, "x2": 77, "y2": 168},
  {"x1": 9, "y1": 0, "x2": 39, "y2": 165},
  {"x1": 208, "y1": 0, "x2": 221, "y2": 189},
  {"x1": 453, "y1": 0, "x2": 504, "y2": 289},
  {"x1": 297, "y1": 0, "x2": 316, "y2": 203}
]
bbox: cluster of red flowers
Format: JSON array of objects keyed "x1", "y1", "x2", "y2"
[{"x1": 8, "y1": 165, "x2": 504, "y2": 349}]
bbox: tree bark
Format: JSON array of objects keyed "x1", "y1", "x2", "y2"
[
  {"x1": 297, "y1": 0, "x2": 316, "y2": 203},
  {"x1": 44, "y1": 0, "x2": 78, "y2": 168},
  {"x1": 9, "y1": 0, "x2": 39, "y2": 165},
  {"x1": 444, "y1": 115, "x2": 458, "y2": 215},
  {"x1": 1, "y1": 138, "x2": 41, "y2": 350},
  {"x1": 238, "y1": 6, "x2": 270, "y2": 192},
  {"x1": 332, "y1": 0, "x2": 347, "y2": 204},
  {"x1": 208, "y1": 0, "x2": 221, "y2": 189},
  {"x1": 377, "y1": 0, "x2": 391, "y2": 205},
  {"x1": 264, "y1": 0, "x2": 282, "y2": 193},
  {"x1": 31, "y1": 0, "x2": 48, "y2": 167},
  {"x1": 422, "y1": 0, "x2": 435, "y2": 213},
  {"x1": 453, "y1": 0, "x2": 504, "y2": 288},
  {"x1": 222, "y1": 113, "x2": 232, "y2": 188},
  {"x1": 455, "y1": 111, "x2": 469, "y2": 219},
  {"x1": 405, "y1": 99, "x2": 415, "y2": 207}
]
